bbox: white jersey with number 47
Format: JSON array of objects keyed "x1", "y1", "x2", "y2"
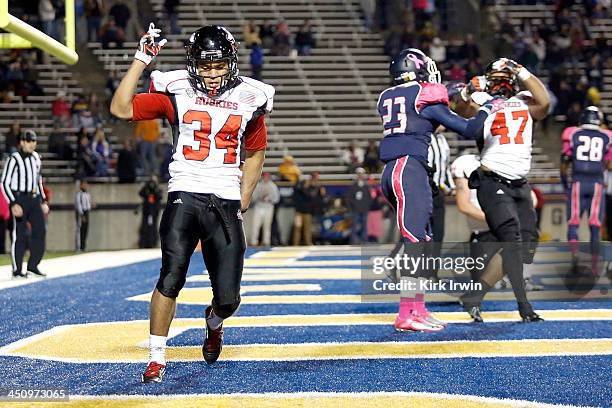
[
  {"x1": 133, "y1": 69, "x2": 275, "y2": 200},
  {"x1": 480, "y1": 91, "x2": 534, "y2": 180}
]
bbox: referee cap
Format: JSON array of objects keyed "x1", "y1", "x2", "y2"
[{"x1": 19, "y1": 129, "x2": 38, "y2": 142}]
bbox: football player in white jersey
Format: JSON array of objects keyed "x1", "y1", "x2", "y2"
[
  {"x1": 463, "y1": 58, "x2": 549, "y2": 322},
  {"x1": 111, "y1": 24, "x2": 274, "y2": 383}
]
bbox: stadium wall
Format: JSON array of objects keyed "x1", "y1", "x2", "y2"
[{"x1": 42, "y1": 184, "x2": 585, "y2": 251}]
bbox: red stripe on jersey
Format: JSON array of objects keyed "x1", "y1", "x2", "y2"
[
  {"x1": 244, "y1": 114, "x2": 267, "y2": 151},
  {"x1": 132, "y1": 93, "x2": 175, "y2": 124}
]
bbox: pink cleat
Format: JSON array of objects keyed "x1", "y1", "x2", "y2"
[{"x1": 394, "y1": 311, "x2": 444, "y2": 332}]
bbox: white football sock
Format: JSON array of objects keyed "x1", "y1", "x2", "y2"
[
  {"x1": 207, "y1": 308, "x2": 224, "y2": 330},
  {"x1": 149, "y1": 334, "x2": 167, "y2": 365}
]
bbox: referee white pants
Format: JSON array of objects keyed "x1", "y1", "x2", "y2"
[{"x1": 250, "y1": 204, "x2": 274, "y2": 246}]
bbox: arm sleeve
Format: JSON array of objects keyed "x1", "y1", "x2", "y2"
[
  {"x1": 420, "y1": 103, "x2": 488, "y2": 139},
  {"x1": 1, "y1": 156, "x2": 16, "y2": 203},
  {"x1": 75, "y1": 192, "x2": 82, "y2": 215},
  {"x1": 561, "y1": 127, "x2": 576, "y2": 157},
  {"x1": 132, "y1": 93, "x2": 175, "y2": 124},
  {"x1": 244, "y1": 114, "x2": 267, "y2": 151},
  {"x1": 604, "y1": 131, "x2": 612, "y2": 161}
]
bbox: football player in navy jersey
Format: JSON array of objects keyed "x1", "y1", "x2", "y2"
[
  {"x1": 561, "y1": 106, "x2": 612, "y2": 274},
  {"x1": 377, "y1": 48, "x2": 496, "y2": 332}
]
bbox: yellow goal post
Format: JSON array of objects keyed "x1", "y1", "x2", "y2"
[{"x1": 0, "y1": 0, "x2": 78, "y2": 64}]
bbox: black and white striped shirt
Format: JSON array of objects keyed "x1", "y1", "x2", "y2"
[
  {"x1": 428, "y1": 132, "x2": 455, "y2": 192},
  {"x1": 75, "y1": 190, "x2": 92, "y2": 215},
  {"x1": 1, "y1": 151, "x2": 45, "y2": 203}
]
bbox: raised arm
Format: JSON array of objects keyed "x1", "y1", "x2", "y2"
[{"x1": 110, "y1": 23, "x2": 167, "y2": 120}]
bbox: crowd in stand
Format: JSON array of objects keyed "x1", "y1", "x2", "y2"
[
  {"x1": 0, "y1": 50, "x2": 43, "y2": 103},
  {"x1": 488, "y1": 0, "x2": 611, "y2": 125}
]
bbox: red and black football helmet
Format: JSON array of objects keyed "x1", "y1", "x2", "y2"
[
  {"x1": 484, "y1": 58, "x2": 520, "y2": 99},
  {"x1": 389, "y1": 48, "x2": 441, "y2": 85},
  {"x1": 185, "y1": 25, "x2": 239, "y2": 96}
]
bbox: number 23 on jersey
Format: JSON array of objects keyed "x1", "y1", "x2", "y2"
[{"x1": 182, "y1": 110, "x2": 242, "y2": 164}]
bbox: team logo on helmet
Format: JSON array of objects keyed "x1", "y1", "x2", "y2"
[{"x1": 389, "y1": 48, "x2": 441, "y2": 85}]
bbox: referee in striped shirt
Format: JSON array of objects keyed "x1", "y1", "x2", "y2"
[
  {"x1": 1, "y1": 130, "x2": 48, "y2": 278},
  {"x1": 425, "y1": 130, "x2": 455, "y2": 280}
]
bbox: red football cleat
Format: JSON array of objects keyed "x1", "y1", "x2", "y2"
[{"x1": 141, "y1": 361, "x2": 166, "y2": 383}]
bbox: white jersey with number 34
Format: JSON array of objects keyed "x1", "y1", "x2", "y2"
[
  {"x1": 149, "y1": 69, "x2": 275, "y2": 200},
  {"x1": 480, "y1": 91, "x2": 534, "y2": 180}
]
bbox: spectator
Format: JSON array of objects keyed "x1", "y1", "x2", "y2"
[
  {"x1": 565, "y1": 101, "x2": 583, "y2": 127},
  {"x1": 0, "y1": 187, "x2": 8, "y2": 254},
  {"x1": 292, "y1": 177, "x2": 314, "y2": 246},
  {"x1": 308, "y1": 171, "x2": 327, "y2": 242},
  {"x1": 341, "y1": 142, "x2": 364, "y2": 173},
  {"x1": 116, "y1": 139, "x2": 138, "y2": 183},
  {"x1": 295, "y1": 19, "x2": 315, "y2": 56},
  {"x1": 243, "y1": 21, "x2": 261, "y2": 46},
  {"x1": 164, "y1": 0, "x2": 180, "y2": 35},
  {"x1": 361, "y1": 0, "x2": 375, "y2": 30},
  {"x1": 448, "y1": 63, "x2": 466, "y2": 81},
  {"x1": 99, "y1": 17, "x2": 125, "y2": 48},
  {"x1": 134, "y1": 118, "x2": 160, "y2": 176},
  {"x1": 250, "y1": 44, "x2": 264, "y2": 81},
  {"x1": 345, "y1": 167, "x2": 372, "y2": 244},
  {"x1": 138, "y1": 176, "x2": 162, "y2": 248},
  {"x1": 249, "y1": 172, "x2": 280, "y2": 246},
  {"x1": 51, "y1": 91, "x2": 72, "y2": 126},
  {"x1": 73, "y1": 104, "x2": 97, "y2": 130},
  {"x1": 259, "y1": 19, "x2": 275, "y2": 49},
  {"x1": 108, "y1": 0, "x2": 131, "y2": 31},
  {"x1": 88, "y1": 92, "x2": 103, "y2": 123},
  {"x1": 271, "y1": 21, "x2": 292, "y2": 56},
  {"x1": 362, "y1": 140, "x2": 380, "y2": 174},
  {"x1": 48, "y1": 124, "x2": 73, "y2": 160},
  {"x1": 91, "y1": 126, "x2": 111, "y2": 177},
  {"x1": 367, "y1": 176, "x2": 385, "y2": 243},
  {"x1": 460, "y1": 33, "x2": 480, "y2": 63},
  {"x1": 39, "y1": 0, "x2": 58, "y2": 40},
  {"x1": 278, "y1": 155, "x2": 301, "y2": 184},
  {"x1": 429, "y1": 37, "x2": 446, "y2": 63},
  {"x1": 85, "y1": 0, "x2": 104, "y2": 42},
  {"x1": 4, "y1": 122, "x2": 21, "y2": 155},
  {"x1": 75, "y1": 179, "x2": 92, "y2": 251}
]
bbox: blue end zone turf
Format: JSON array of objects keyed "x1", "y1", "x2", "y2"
[{"x1": 0, "y1": 248, "x2": 610, "y2": 406}]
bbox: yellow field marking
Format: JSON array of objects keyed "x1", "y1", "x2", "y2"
[
  {"x1": 244, "y1": 259, "x2": 363, "y2": 267},
  {"x1": 4, "y1": 326, "x2": 610, "y2": 362},
  {"x1": 17, "y1": 392, "x2": 575, "y2": 408},
  {"x1": 2, "y1": 310, "x2": 610, "y2": 363},
  {"x1": 249, "y1": 250, "x2": 308, "y2": 259},
  {"x1": 187, "y1": 269, "x2": 361, "y2": 282},
  {"x1": 128, "y1": 288, "x2": 611, "y2": 305}
]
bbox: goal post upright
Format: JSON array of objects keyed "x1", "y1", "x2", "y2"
[{"x1": 0, "y1": 0, "x2": 78, "y2": 65}]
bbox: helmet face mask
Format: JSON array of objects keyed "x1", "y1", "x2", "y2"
[
  {"x1": 390, "y1": 48, "x2": 441, "y2": 85},
  {"x1": 185, "y1": 26, "x2": 239, "y2": 96},
  {"x1": 485, "y1": 59, "x2": 519, "y2": 98}
]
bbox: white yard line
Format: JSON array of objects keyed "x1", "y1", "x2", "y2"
[{"x1": 0, "y1": 249, "x2": 161, "y2": 290}]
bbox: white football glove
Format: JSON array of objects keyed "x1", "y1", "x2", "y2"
[{"x1": 134, "y1": 23, "x2": 167, "y2": 65}]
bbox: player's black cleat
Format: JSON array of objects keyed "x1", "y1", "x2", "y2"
[
  {"x1": 27, "y1": 268, "x2": 46, "y2": 277},
  {"x1": 466, "y1": 306, "x2": 484, "y2": 323},
  {"x1": 520, "y1": 311, "x2": 544, "y2": 322},
  {"x1": 203, "y1": 305, "x2": 223, "y2": 364},
  {"x1": 12, "y1": 272, "x2": 27, "y2": 279},
  {"x1": 141, "y1": 361, "x2": 166, "y2": 383},
  {"x1": 519, "y1": 303, "x2": 544, "y2": 322}
]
